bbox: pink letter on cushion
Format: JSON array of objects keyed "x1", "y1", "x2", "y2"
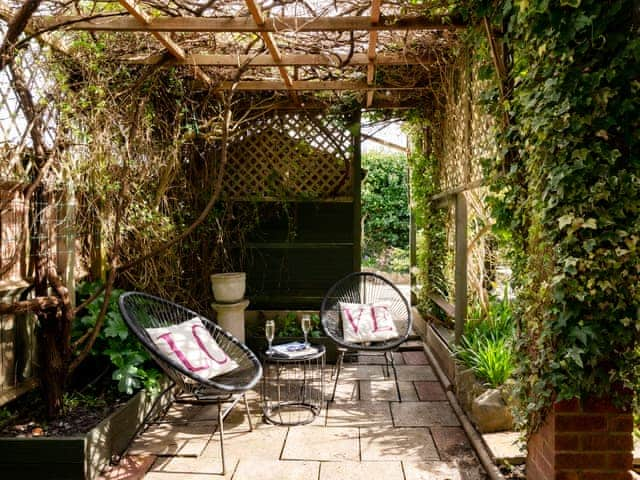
[
  {"x1": 343, "y1": 307, "x2": 361, "y2": 333},
  {"x1": 156, "y1": 332, "x2": 209, "y2": 372},
  {"x1": 192, "y1": 324, "x2": 229, "y2": 365},
  {"x1": 371, "y1": 306, "x2": 393, "y2": 332}
]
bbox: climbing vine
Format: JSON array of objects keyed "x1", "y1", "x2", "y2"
[
  {"x1": 407, "y1": 120, "x2": 448, "y2": 318},
  {"x1": 479, "y1": 0, "x2": 640, "y2": 432}
]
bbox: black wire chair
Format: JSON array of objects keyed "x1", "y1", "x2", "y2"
[
  {"x1": 320, "y1": 272, "x2": 412, "y2": 402},
  {"x1": 118, "y1": 292, "x2": 262, "y2": 475}
]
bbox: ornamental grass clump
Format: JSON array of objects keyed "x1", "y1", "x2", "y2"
[{"x1": 455, "y1": 294, "x2": 516, "y2": 388}]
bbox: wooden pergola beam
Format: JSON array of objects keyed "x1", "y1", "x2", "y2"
[
  {"x1": 215, "y1": 80, "x2": 429, "y2": 91},
  {"x1": 244, "y1": 0, "x2": 296, "y2": 101},
  {"x1": 116, "y1": 0, "x2": 211, "y2": 84},
  {"x1": 362, "y1": 133, "x2": 407, "y2": 152},
  {"x1": 366, "y1": 0, "x2": 381, "y2": 108},
  {"x1": 123, "y1": 52, "x2": 434, "y2": 66},
  {"x1": 36, "y1": 15, "x2": 466, "y2": 33}
]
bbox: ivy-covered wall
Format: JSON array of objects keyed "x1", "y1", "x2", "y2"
[
  {"x1": 482, "y1": 0, "x2": 640, "y2": 431},
  {"x1": 415, "y1": 0, "x2": 639, "y2": 435}
]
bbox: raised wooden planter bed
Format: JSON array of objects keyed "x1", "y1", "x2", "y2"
[{"x1": 0, "y1": 381, "x2": 172, "y2": 480}]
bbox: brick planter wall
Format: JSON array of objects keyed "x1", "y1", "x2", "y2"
[{"x1": 527, "y1": 397, "x2": 633, "y2": 480}]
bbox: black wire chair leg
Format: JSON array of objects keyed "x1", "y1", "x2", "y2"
[
  {"x1": 218, "y1": 401, "x2": 226, "y2": 475},
  {"x1": 243, "y1": 393, "x2": 253, "y2": 432},
  {"x1": 383, "y1": 351, "x2": 391, "y2": 378},
  {"x1": 389, "y1": 352, "x2": 401, "y2": 402},
  {"x1": 331, "y1": 350, "x2": 345, "y2": 402}
]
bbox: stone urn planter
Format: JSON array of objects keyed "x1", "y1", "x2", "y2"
[
  {"x1": 211, "y1": 272, "x2": 249, "y2": 342},
  {"x1": 210, "y1": 272, "x2": 246, "y2": 303},
  {"x1": 212, "y1": 299, "x2": 250, "y2": 343}
]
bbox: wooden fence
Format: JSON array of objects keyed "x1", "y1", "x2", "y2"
[{"x1": 0, "y1": 185, "x2": 37, "y2": 406}]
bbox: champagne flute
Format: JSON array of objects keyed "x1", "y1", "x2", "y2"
[
  {"x1": 301, "y1": 314, "x2": 311, "y2": 347},
  {"x1": 265, "y1": 320, "x2": 275, "y2": 355}
]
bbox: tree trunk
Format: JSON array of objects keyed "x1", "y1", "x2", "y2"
[
  {"x1": 37, "y1": 308, "x2": 68, "y2": 417},
  {"x1": 31, "y1": 183, "x2": 69, "y2": 417}
]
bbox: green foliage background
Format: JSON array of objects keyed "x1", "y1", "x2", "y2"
[{"x1": 361, "y1": 151, "x2": 410, "y2": 272}]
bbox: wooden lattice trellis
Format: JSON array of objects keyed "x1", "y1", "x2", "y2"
[{"x1": 223, "y1": 111, "x2": 354, "y2": 200}]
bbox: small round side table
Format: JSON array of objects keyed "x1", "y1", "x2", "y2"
[{"x1": 261, "y1": 344, "x2": 325, "y2": 425}]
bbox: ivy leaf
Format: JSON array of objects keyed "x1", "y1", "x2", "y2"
[
  {"x1": 566, "y1": 348, "x2": 584, "y2": 368},
  {"x1": 558, "y1": 214, "x2": 574, "y2": 229}
]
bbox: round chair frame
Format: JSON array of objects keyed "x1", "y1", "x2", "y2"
[
  {"x1": 119, "y1": 292, "x2": 262, "y2": 475},
  {"x1": 320, "y1": 272, "x2": 412, "y2": 402}
]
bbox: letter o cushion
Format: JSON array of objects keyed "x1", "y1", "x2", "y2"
[{"x1": 146, "y1": 317, "x2": 239, "y2": 380}]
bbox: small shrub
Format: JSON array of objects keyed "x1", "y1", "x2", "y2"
[
  {"x1": 75, "y1": 282, "x2": 161, "y2": 395},
  {"x1": 457, "y1": 335, "x2": 515, "y2": 388},
  {"x1": 455, "y1": 294, "x2": 516, "y2": 388},
  {"x1": 275, "y1": 312, "x2": 322, "y2": 338}
]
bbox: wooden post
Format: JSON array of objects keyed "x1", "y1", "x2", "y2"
[
  {"x1": 409, "y1": 197, "x2": 417, "y2": 306},
  {"x1": 352, "y1": 111, "x2": 362, "y2": 273},
  {"x1": 454, "y1": 192, "x2": 467, "y2": 344}
]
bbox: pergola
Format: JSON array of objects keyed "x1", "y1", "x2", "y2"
[{"x1": 21, "y1": 0, "x2": 466, "y2": 109}]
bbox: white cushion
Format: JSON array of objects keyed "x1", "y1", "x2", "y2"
[
  {"x1": 146, "y1": 318, "x2": 238, "y2": 380},
  {"x1": 339, "y1": 302, "x2": 399, "y2": 343}
]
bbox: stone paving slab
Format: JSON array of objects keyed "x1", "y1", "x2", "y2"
[
  {"x1": 140, "y1": 422, "x2": 218, "y2": 440},
  {"x1": 393, "y1": 365, "x2": 438, "y2": 381},
  {"x1": 150, "y1": 454, "x2": 233, "y2": 477},
  {"x1": 338, "y1": 365, "x2": 386, "y2": 380},
  {"x1": 359, "y1": 380, "x2": 418, "y2": 402},
  {"x1": 145, "y1": 472, "x2": 231, "y2": 480},
  {"x1": 391, "y1": 402, "x2": 460, "y2": 427},
  {"x1": 200, "y1": 422, "x2": 288, "y2": 461},
  {"x1": 351, "y1": 352, "x2": 405, "y2": 365},
  {"x1": 325, "y1": 379, "x2": 359, "y2": 401},
  {"x1": 401, "y1": 351, "x2": 429, "y2": 365},
  {"x1": 282, "y1": 426, "x2": 360, "y2": 461},
  {"x1": 482, "y1": 431, "x2": 525, "y2": 465},
  {"x1": 319, "y1": 461, "x2": 405, "y2": 480},
  {"x1": 414, "y1": 381, "x2": 448, "y2": 401},
  {"x1": 234, "y1": 460, "x2": 320, "y2": 480},
  {"x1": 403, "y1": 461, "x2": 485, "y2": 480},
  {"x1": 430, "y1": 427, "x2": 475, "y2": 462},
  {"x1": 326, "y1": 401, "x2": 393, "y2": 427},
  {"x1": 360, "y1": 427, "x2": 439, "y2": 461},
  {"x1": 99, "y1": 454, "x2": 156, "y2": 480},
  {"x1": 129, "y1": 438, "x2": 209, "y2": 457}
]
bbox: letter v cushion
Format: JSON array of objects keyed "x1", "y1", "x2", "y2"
[
  {"x1": 146, "y1": 317, "x2": 239, "y2": 380},
  {"x1": 339, "y1": 301, "x2": 399, "y2": 343}
]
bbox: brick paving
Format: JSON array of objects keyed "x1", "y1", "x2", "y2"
[{"x1": 104, "y1": 349, "x2": 487, "y2": 480}]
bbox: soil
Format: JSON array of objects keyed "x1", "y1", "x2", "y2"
[
  {"x1": 500, "y1": 463, "x2": 526, "y2": 479},
  {"x1": 0, "y1": 376, "x2": 131, "y2": 438}
]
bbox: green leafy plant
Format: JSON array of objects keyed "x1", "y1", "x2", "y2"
[
  {"x1": 275, "y1": 312, "x2": 322, "y2": 338},
  {"x1": 75, "y1": 282, "x2": 161, "y2": 395},
  {"x1": 458, "y1": 335, "x2": 515, "y2": 388},
  {"x1": 455, "y1": 294, "x2": 516, "y2": 388}
]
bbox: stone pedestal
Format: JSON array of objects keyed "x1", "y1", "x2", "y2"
[
  {"x1": 211, "y1": 299, "x2": 250, "y2": 343},
  {"x1": 527, "y1": 397, "x2": 633, "y2": 480}
]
